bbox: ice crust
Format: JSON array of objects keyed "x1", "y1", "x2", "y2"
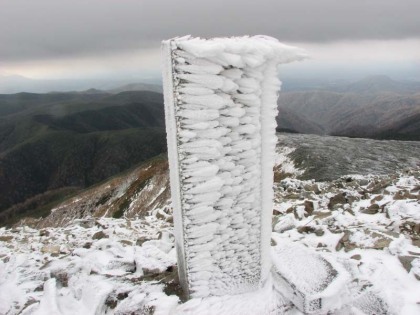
[{"x1": 162, "y1": 36, "x2": 304, "y2": 298}]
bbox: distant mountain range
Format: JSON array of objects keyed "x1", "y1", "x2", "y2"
[
  {"x1": 12, "y1": 133, "x2": 420, "y2": 229},
  {"x1": 0, "y1": 75, "x2": 419, "y2": 224},
  {"x1": 0, "y1": 74, "x2": 162, "y2": 94},
  {"x1": 277, "y1": 75, "x2": 420, "y2": 140}
]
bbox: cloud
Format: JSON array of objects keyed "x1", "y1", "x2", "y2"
[{"x1": 1, "y1": 0, "x2": 419, "y2": 63}]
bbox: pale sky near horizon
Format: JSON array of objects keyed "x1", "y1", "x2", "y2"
[{"x1": 1, "y1": 0, "x2": 419, "y2": 81}]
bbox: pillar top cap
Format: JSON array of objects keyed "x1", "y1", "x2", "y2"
[{"x1": 163, "y1": 35, "x2": 307, "y2": 65}]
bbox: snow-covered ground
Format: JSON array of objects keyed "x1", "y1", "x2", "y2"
[
  {"x1": 1, "y1": 167, "x2": 419, "y2": 314},
  {"x1": 272, "y1": 169, "x2": 420, "y2": 314}
]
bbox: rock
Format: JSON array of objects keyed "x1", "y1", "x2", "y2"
[
  {"x1": 346, "y1": 195, "x2": 359, "y2": 205},
  {"x1": 0, "y1": 235, "x2": 13, "y2": 242},
  {"x1": 138, "y1": 264, "x2": 185, "y2": 302},
  {"x1": 358, "y1": 178, "x2": 369, "y2": 186},
  {"x1": 285, "y1": 206, "x2": 294, "y2": 214},
  {"x1": 297, "y1": 226, "x2": 316, "y2": 234},
  {"x1": 166, "y1": 215, "x2": 174, "y2": 223},
  {"x1": 380, "y1": 202, "x2": 390, "y2": 214},
  {"x1": 400, "y1": 221, "x2": 420, "y2": 236},
  {"x1": 359, "y1": 190, "x2": 370, "y2": 200},
  {"x1": 136, "y1": 236, "x2": 150, "y2": 246},
  {"x1": 59, "y1": 245, "x2": 70, "y2": 254},
  {"x1": 371, "y1": 195, "x2": 384, "y2": 203},
  {"x1": 105, "y1": 296, "x2": 118, "y2": 309},
  {"x1": 75, "y1": 218, "x2": 95, "y2": 228},
  {"x1": 271, "y1": 238, "x2": 277, "y2": 246},
  {"x1": 360, "y1": 203, "x2": 380, "y2": 215},
  {"x1": 313, "y1": 211, "x2": 332, "y2": 220},
  {"x1": 140, "y1": 305, "x2": 156, "y2": 315},
  {"x1": 92, "y1": 231, "x2": 108, "y2": 240},
  {"x1": 344, "y1": 207, "x2": 355, "y2": 216},
  {"x1": 274, "y1": 168, "x2": 292, "y2": 182},
  {"x1": 117, "y1": 292, "x2": 129, "y2": 300},
  {"x1": 293, "y1": 205, "x2": 306, "y2": 220},
  {"x1": 337, "y1": 230, "x2": 392, "y2": 252},
  {"x1": 345, "y1": 181, "x2": 359, "y2": 188},
  {"x1": 156, "y1": 211, "x2": 166, "y2": 220},
  {"x1": 314, "y1": 229, "x2": 325, "y2": 237},
  {"x1": 39, "y1": 230, "x2": 50, "y2": 237},
  {"x1": 336, "y1": 231, "x2": 356, "y2": 252},
  {"x1": 105, "y1": 291, "x2": 129, "y2": 309},
  {"x1": 372, "y1": 236, "x2": 392, "y2": 250},
  {"x1": 328, "y1": 193, "x2": 347, "y2": 210},
  {"x1": 367, "y1": 179, "x2": 392, "y2": 194},
  {"x1": 142, "y1": 267, "x2": 162, "y2": 275},
  {"x1": 120, "y1": 240, "x2": 133, "y2": 246},
  {"x1": 41, "y1": 244, "x2": 60, "y2": 255},
  {"x1": 287, "y1": 193, "x2": 302, "y2": 200},
  {"x1": 412, "y1": 239, "x2": 420, "y2": 248},
  {"x1": 398, "y1": 256, "x2": 416, "y2": 273},
  {"x1": 83, "y1": 242, "x2": 92, "y2": 249},
  {"x1": 351, "y1": 254, "x2": 362, "y2": 260},
  {"x1": 304, "y1": 183, "x2": 321, "y2": 194},
  {"x1": 20, "y1": 299, "x2": 39, "y2": 313},
  {"x1": 107, "y1": 260, "x2": 136, "y2": 273},
  {"x1": 304, "y1": 200, "x2": 314, "y2": 216},
  {"x1": 381, "y1": 230, "x2": 400, "y2": 238},
  {"x1": 95, "y1": 220, "x2": 107, "y2": 229},
  {"x1": 273, "y1": 215, "x2": 295, "y2": 233},
  {"x1": 393, "y1": 190, "x2": 417, "y2": 200},
  {"x1": 329, "y1": 227, "x2": 343, "y2": 234},
  {"x1": 51, "y1": 270, "x2": 69, "y2": 287},
  {"x1": 411, "y1": 185, "x2": 420, "y2": 193}
]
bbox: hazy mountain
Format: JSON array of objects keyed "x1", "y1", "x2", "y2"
[
  {"x1": 337, "y1": 75, "x2": 420, "y2": 94},
  {"x1": 277, "y1": 76, "x2": 420, "y2": 140},
  {"x1": 109, "y1": 83, "x2": 163, "y2": 94},
  {"x1": 0, "y1": 74, "x2": 162, "y2": 94},
  {"x1": 276, "y1": 106, "x2": 325, "y2": 134},
  {"x1": 0, "y1": 90, "x2": 166, "y2": 218}
]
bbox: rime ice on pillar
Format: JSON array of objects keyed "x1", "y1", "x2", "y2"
[{"x1": 161, "y1": 36, "x2": 305, "y2": 299}]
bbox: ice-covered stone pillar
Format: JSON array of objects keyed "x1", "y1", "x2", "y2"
[{"x1": 162, "y1": 36, "x2": 304, "y2": 299}]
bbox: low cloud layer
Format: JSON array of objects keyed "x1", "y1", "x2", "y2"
[{"x1": 1, "y1": 0, "x2": 420, "y2": 63}]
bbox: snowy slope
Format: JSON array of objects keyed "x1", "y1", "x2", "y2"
[
  {"x1": 19, "y1": 157, "x2": 171, "y2": 229},
  {"x1": 1, "y1": 167, "x2": 419, "y2": 314}
]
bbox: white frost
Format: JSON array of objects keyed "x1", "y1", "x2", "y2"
[{"x1": 162, "y1": 36, "x2": 304, "y2": 298}]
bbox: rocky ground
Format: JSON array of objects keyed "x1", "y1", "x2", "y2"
[
  {"x1": 1, "y1": 134, "x2": 420, "y2": 314},
  {"x1": 1, "y1": 168, "x2": 419, "y2": 314},
  {"x1": 273, "y1": 169, "x2": 420, "y2": 314}
]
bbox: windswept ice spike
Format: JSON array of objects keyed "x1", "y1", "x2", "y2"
[{"x1": 162, "y1": 36, "x2": 305, "y2": 299}]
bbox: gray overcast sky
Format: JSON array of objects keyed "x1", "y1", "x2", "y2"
[{"x1": 1, "y1": 0, "x2": 420, "y2": 81}]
